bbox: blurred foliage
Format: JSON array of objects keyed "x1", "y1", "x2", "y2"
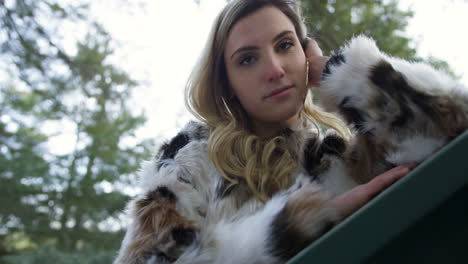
[
  {"x1": 1, "y1": 244, "x2": 116, "y2": 264},
  {"x1": 0, "y1": 0, "x2": 152, "y2": 262},
  {"x1": 301, "y1": 0, "x2": 458, "y2": 78}
]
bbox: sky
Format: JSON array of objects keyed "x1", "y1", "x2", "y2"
[
  {"x1": 88, "y1": 0, "x2": 468, "y2": 148},
  {"x1": 90, "y1": 0, "x2": 226, "y2": 143},
  {"x1": 398, "y1": 0, "x2": 468, "y2": 81}
]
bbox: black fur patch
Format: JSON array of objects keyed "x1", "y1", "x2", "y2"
[
  {"x1": 138, "y1": 187, "x2": 176, "y2": 208},
  {"x1": 269, "y1": 207, "x2": 313, "y2": 261},
  {"x1": 160, "y1": 133, "x2": 191, "y2": 160},
  {"x1": 303, "y1": 135, "x2": 346, "y2": 178},
  {"x1": 281, "y1": 127, "x2": 294, "y2": 138},
  {"x1": 157, "y1": 133, "x2": 191, "y2": 169},
  {"x1": 382, "y1": 159, "x2": 397, "y2": 171},
  {"x1": 370, "y1": 60, "x2": 437, "y2": 128},
  {"x1": 303, "y1": 137, "x2": 322, "y2": 179},
  {"x1": 339, "y1": 96, "x2": 368, "y2": 131},
  {"x1": 321, "y1": 134, "x2": 346, "y2": 156},
  {"x1": 322, "y1": 49, "x2": 346, "y2": 78},
  {"x1": 145, "y1": 186, "x2": 176, "y2": 204},
  {"x1": 191, "y1": 122, "x2": 208, "y2": 140},
  {"x1": 171, "y1": 227, "x2": 196, "y2": 246},
  {"x1": 391, "y1": 103, "x2": 415, "y2": 128}
]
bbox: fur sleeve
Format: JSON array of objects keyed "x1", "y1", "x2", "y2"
[
  {"x1": 173, "y1": 182, "x2": 339, "y2": 264},
  {"x1": 114, "y1": 122, "x2": 212, "y2": 264},
  {"x1": 317, "y1": 35, "x2": 468, "y2": 181}
]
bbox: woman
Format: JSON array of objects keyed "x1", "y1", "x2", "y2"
[{"x1": 112, "y1": 0, "x2": 439, "y2": 263}]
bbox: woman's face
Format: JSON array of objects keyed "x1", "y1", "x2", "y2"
[{"x1": 224, "y1": 6, "x2": 307, "y2": 136}]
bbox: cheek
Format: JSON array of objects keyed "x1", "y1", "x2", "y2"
[
  {"x1": 294, "y1": 55, "x2": 307, "y2": 81},
  {"x1": 228, "y1": 68, "x2": 260, "y2": 100},
  {"x1": 291, "y1": 56, "x2": 308, "y2": 93},
  {"x1": 233, "y1": 87, "x2": 259, "y2": 115},
  {"x1": 231, "y1": 82, "x2": 268, "y2": 121}
]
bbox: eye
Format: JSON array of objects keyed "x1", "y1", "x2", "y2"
[
  {"x1": 277, "y1": 40, "x2": 294, "y2": 52},
  {"x1": 239, "y1": 55, "x2": 256, "y2": 66}
]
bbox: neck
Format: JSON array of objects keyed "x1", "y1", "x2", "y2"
[{"x1": 251, "y1": 113, "x2": 300, "y2": 138}]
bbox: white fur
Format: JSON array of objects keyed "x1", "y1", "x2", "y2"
[
  {"x1": 318, "y1": 156, "x2": 359, "y2": 195},
  {"x1": 321, "y1": 35, "x2": 468, "y2": 117},
  {"x1": 319, "y1": 36, "x2": 383, "y2": 117},
  {"x1": 138, "y1": 141, "x2": 214, "y2": 224},
  {"x1": 386, "y1": 136, "x2": 446, "y2": 165},
  {"x1": 209, "y1": 194, "x2": 288, "y2": 264},
  {"x1": 138, "y1": 160, "x2": 162, "y2": 192}
]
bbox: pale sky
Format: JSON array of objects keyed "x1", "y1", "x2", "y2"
[
  {"x1": 90, "y1": 0, "x2": 227, "y2": 144},
  {"x1": 73, "y1": 0, "x2": 468, "y2": 152},
  {"x1": 398, "y1": 0, "x2": 468, "y2": 82}
]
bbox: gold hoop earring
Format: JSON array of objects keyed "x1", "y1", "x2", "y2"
[
  {"x1": 222, "y1": 97, "x2": 234, "y2": 117},
  {"x1": 305, "y1": 59, "x2": 309, "y2": 87}
]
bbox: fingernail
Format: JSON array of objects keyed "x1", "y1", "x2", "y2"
[{"x1": 396, "y1": 166, "x2": 409, "y2": 174}]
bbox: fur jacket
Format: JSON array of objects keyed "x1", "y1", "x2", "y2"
[{"x1": 113, "y1": 36, "x2": 468, "y2": 264}]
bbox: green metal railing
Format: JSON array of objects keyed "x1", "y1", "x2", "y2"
[{"x1": 289, "y1": 131, "x2": 468, "y2": 264}]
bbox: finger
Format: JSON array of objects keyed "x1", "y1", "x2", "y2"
[
  {"x1": 305, "y1": 37, "x2": 323, "y2": 58},
  {"x1": 365, "y1": 164, "x2": 415, "y2": 196},
  {"x1": 330, "y1": 164, "x2": 416, "y2": 219}
]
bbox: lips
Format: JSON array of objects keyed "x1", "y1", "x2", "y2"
[{"x1": 265, "y1": 85, "x2": 294, "y2": 99}]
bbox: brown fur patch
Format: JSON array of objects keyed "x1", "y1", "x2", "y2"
[
  {"x1": 284, "y1": 186, "x2": 335, "y2": 235},
  {"x1": 270, "y1": 185, "x2": 337, "y2": 260},
  {"x1": 127, "y1": 189, "x2": 199, "y2": 261},
  {"x1": 345, "y1": 135, "x2": 395, "y2": 184},
  {"x1": 342, "y1": 59, "x2": 468, "y2": 183},
  {"x1": 433, "y1": 96, "x2": 468, "y2": 138}
]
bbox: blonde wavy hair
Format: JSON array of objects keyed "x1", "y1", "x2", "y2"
[{"x1": 185, "y1": 0, "x2": 350, "y2": 202}]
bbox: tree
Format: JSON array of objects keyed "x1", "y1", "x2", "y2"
[
  {"x1": 301, "y1": 0, "x2": 457, "y2": 77},
  {"x1": 0, "y1": 1, "x2": 152, "y2": 262}
]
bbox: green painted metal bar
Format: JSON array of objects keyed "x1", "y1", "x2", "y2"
[{"x1": 288, "y1": 131, "x2": 468, "y2": 264}]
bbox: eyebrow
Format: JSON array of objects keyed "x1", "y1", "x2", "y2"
[{"x1": 230, "y1": 30, "x2": 295, "y2": 60}]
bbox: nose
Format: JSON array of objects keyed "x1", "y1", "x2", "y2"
[{"x1": 265, "y1": 55, "x2": 285, "y2": 82}]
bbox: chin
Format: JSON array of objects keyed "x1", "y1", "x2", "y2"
[{"x1": 267, "y1": 105, "x2": 302, "y2": 125}]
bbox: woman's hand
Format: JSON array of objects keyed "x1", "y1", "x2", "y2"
[
  {"x1": 330, "y1": 163, "x2": 417, "y2": 219},
  {"x1": 304, "y1": 37, "x2": 329, "y2": 88}
]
